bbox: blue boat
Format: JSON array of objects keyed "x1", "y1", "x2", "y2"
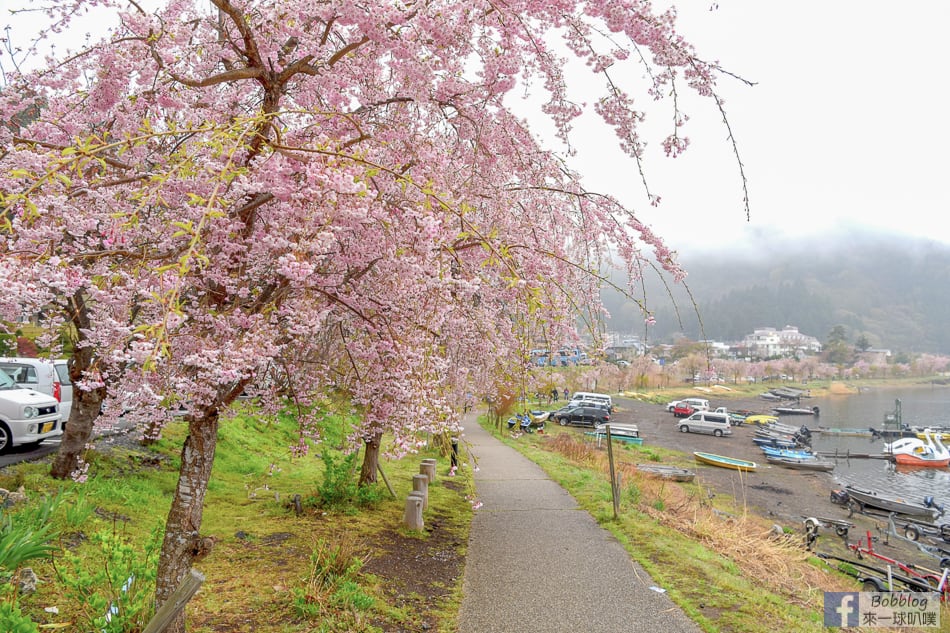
[{"x1": 760, "y1": 446, "x2": 815, "y2": 459}]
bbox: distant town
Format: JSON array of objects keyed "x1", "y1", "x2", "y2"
[{"x1": 531, "y1": 325, "x2": 949, "y2": 385}]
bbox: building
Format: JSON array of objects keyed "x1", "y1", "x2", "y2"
[{"x1": 741, "y1": 326, "x2": 821, "y2": 359}]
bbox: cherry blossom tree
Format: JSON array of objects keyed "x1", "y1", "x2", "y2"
[{"x1": 1, "y1": 1, "x2": 744, "y2": 627}]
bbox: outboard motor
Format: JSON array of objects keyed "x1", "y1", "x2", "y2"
[
  {"x1": 830, "y1": 489, "x2": 850, "y2": 506},
  {"x1": 924, "y1": 496, "x2": 946, "y2": 516}
]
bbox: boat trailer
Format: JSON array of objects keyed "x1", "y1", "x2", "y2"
[
  {"x1": 848, "y1": 529, "x2": 949, "y2": 598},
  {"x1": 802, "y1": 516, "x2": 855, "y2": 549}
]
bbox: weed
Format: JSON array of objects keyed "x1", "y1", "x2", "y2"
[
  {"x1": 0, "y1": 593, "x2": 38, "y2": 633},
  {"x1": 315, "y1": 450, "x2": 383, "y2": 510},
  {"x1": 61, "y1": 487, "x2": 93, "y2": 529},
  {"x1": 293, "y1": 534, "x2": 376, "y2": 624},
  {"x1": 0, "y1": 494, "x2": 62, "y2": 572},
  {"x1": 53, "y1": 523, "x2": 162, "y2": 633}
]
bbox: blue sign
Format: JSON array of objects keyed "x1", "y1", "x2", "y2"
[{"x1": 824, "y1": 592, "x2": 859, "y2": 627}]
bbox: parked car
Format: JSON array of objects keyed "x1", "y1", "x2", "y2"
[
  {"x1": 569, "y1": 391, "x2": 613, "y2": 412},
  {"x1": 551, "y1": 405, "x2": 610, "y2": 427},
  {"x1": 665, "y1": 399, "x2": 683, "y2": 412},
  {"x1": 53, "y1": 360, "x2": 73, "y2": 422},
  {"x1": 672, "y1": 402, "x2": 696, "y2": 418},
  {"x1": 567, "y1": 399, "x2": 610, "y2": 414},
  {"x1": 0, "y1": 368, "x2": 63, "y2": 453},
  {"x1": 681, "y1": 397, "x2": 710, "y2": 411},
  {"x1": 0, "y1": 357, "x2": 71, "y2": 421},
  {"x1": 678, "y1": 411, "x2": 733, "y2": 437}
]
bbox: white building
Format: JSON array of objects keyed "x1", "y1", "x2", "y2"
[{"x1": 742, "y1": 326, "x2": 821, "y2": 358}]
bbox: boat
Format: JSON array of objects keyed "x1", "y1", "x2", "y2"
[
  {"x1": 635, "y1": 464, "x2": 696, "y2": 482},
  {"x1": 744, "y1": 414, "x2": 779, "y2": 426},
  {"x1": 843, "y1": 485, "x2": 943, "y2": 519},
  {"x1": 766, "y1": 456, "x2": 835, "y2": 471},
  {"x1": 587, "y1": 423, "x2": 643, "y2": 445},
  {"x1": 752, "y1": 436, "x2": 805, "y2": 450},
  {"x1": 693, "y1": 451, "x2": 757, "y2": 472},
  {"x1": 772, "y1": 405, "x2": 820, "y2": 416},
  {"x1": 759, "y1": 392, "x2": 783, "y2": 401},
  {"x1": 760, "y1": 446, "x2": 815, "y2": 459},
  {"x1": 754, "y1": 426, "x2": 811, "y2": 445},
  {"x1": 768, "y1": 387, "x2": 809, "y2": 400},
  {"x1": 888, "y1": 430, "x2": 950, "y2": 467},
  {"x1": 892, "y1": 453, "x2": 949, "y2": 467},
  {"x1": 915, "y1": 427, "x2": 950, "y2": 442}
]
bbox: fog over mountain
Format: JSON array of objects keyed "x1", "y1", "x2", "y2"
[{"x1": 601, "y1": 228, "x2": 950, "y2": 355}]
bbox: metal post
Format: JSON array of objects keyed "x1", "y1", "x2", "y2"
[{"x1": 605, "y1": 425, "x2": 619, "y2": 519}]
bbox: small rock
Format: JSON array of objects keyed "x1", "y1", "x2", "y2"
[{"x1": 18, "y1": 568, "x2": 38, "y2": 595}]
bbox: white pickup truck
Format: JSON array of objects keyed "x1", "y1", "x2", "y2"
[{"x1": 0, "y1": 369, "x2": 63, "y2": 453}]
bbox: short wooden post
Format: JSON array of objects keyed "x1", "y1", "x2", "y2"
[
  {"x1": 450, "y1": 438, "x2": 459, "y2": 468},
  {"x1": 142, "y1": 569, "x2": 205, "y2": 633},
  {"x1": 403, "y1": 493, "x2": 424, "y2": 531},
  {"x1": 412, "y1": 473, "x2": 429, "y2": 511},
  {"x1": 420, "y1": 458, "x2": 437, "y2": 484}
]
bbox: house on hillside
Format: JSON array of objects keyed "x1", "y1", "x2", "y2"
[{"x1": 741, "y1": 326, "x2": 821, "y2": 359}]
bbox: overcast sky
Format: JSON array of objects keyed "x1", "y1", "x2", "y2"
[
  {"x1": 5, "y1": 1, "x2": 949, "y2": 254},
  {"x1": 555, "y1": 1, "x2": 950, "y2": 254}
]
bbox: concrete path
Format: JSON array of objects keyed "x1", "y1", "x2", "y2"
[{"x1": 457, "y1": 415, "x2": 701, "y2": 633}]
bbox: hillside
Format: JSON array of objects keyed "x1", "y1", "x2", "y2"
[{"x1": 602, "y1": 230, "x2": 950, "y2": 354}]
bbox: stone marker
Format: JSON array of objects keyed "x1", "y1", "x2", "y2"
[
  {"x1": 412, "y1": 473, "x2": 429, "y2": 510},
  {"x1": 420, "y1": 458, "x2": 437, "y2": 483},
  {"x1": 404, "y1": 493, "x2": 424, "y2": 531}
]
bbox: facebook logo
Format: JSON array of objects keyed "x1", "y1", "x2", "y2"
[{"x1": 824, "y1": 592, "x2": 859, "y2": 627}]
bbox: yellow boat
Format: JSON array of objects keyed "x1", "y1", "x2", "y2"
[
  {"x1": 693, "y1": 451, "x2": 757, "y2": 472},
  {"x1": 915, "y1": 428, "x2": 950, "y2": 441},
  {"x1": 744, "y1": 414, "x2": 779, "y2": 426}
]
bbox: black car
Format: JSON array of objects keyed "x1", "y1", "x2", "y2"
[{"x1": 551, "y1": 405, "x2": 610, "y2": 427}]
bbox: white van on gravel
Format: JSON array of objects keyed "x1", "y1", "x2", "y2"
[
  {"x1": 0, "y1": 357, "x2": 72, "y2": 421},
  {"x1": 0, "y1": 368, "x2": 63, "y2": 452}
]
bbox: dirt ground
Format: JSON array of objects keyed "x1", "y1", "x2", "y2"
[{"x1": 607, "y1": 395, "x2": 949, "y2": 570}]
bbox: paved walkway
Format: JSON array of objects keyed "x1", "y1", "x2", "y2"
[{"x1": 457, "y1": 415, "x2": 701, "y2": 633}]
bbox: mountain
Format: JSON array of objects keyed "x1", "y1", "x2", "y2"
[{"x1": 601, "y1": 230, "x2": 950, "y2": 354}]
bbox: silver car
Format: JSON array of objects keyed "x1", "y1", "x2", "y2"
[{"x1": 678, "y1": 411, "x2": 732, "y2": 437}]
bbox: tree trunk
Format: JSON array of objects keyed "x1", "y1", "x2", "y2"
[
  {"x1": 358, "y1": 432, "x2": 382, "y2": 486},
  {"x1": 153, "y1": 409, "x2": 219, "y2": 633},
  {"x1": 51, "y1": 291, "x2": 106, "y2": 480},
  {"x1": 49, "y1": 382, "x2": 105, "y2": 479}
]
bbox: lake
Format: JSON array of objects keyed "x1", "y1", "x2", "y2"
[{"x1": 803, "y1": 384, "x2": 950, "y2": 511}]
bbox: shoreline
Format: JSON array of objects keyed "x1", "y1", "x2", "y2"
[{"x1": 606, "y1": 393, "x2": 947, "y2": 573}]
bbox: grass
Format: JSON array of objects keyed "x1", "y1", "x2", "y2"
[
  {"x1": 496, "y1": 424, "x2": 948, "y2": 632},
  {"x1": 0, "y1": 408, "x2": 474, "y2": 633}
]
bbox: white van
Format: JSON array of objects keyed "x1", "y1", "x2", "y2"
[
  {"x1": 0, "y1": 368, "x2": 62, "y2": 452},
  {"x1": 0, "y1": 357, "x2": 72, "y2": 421},
  {"x1": 569, "y1": 391, "x2": 613, "y2": 411},
  {"x1": 680, "y1": 397, "x2": 710, "y2": 412},
  {"x1": 678, "y1": 411, "x2": 732, "y2": 437}
]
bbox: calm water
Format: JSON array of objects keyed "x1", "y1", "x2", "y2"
[{"x1": 801, "y1": 384, "x2": 950, "y2": 509}]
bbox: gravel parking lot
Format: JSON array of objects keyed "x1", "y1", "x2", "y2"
[{"x1": 599, "y1": 395, "x2": 946, "y2": 569}]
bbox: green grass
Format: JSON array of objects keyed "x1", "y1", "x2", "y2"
[{"x1": 0, "y1": 408, "x2": 474, "y2": 633}]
